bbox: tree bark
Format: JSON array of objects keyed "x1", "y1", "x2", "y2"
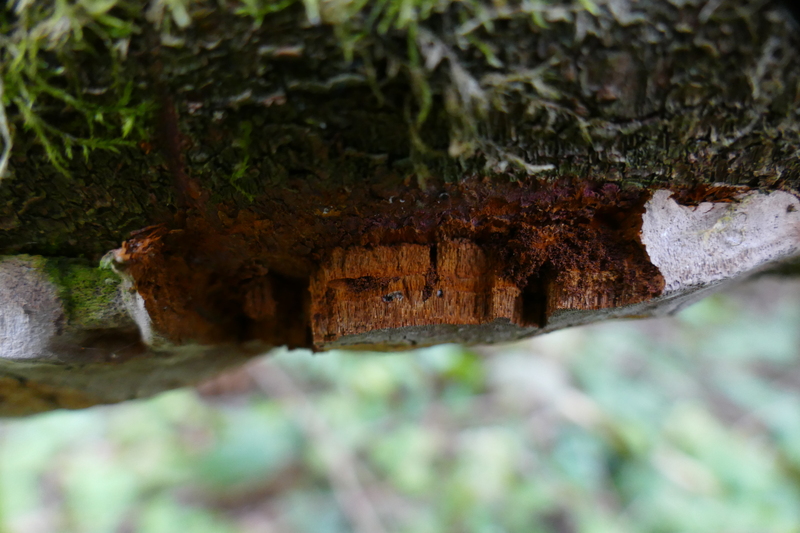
[{"x1": 1, "y1": 0, "x2": 800, "y2": 414}]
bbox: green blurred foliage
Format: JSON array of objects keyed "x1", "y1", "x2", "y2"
[{"x1": 1, "y1": 279, "x2": 800, "y2": 533}]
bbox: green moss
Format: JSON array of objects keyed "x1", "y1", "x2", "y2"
[
  {"x1": 236, "y1": 0, "x2": 299, "y2": 26},
  {"x1": 0, "y1": 0, "x2": 587, "y2": 182},
  {"x1": 5, "y1": 0, "x2": 780, "y2": 197},
  {"x1": 38, "y1": 256, "x2": 127, "y2": 329},
  {"x1": 228, "y1": 120, "x2": 256, "y2": 200},
  {"x1": 1, "y1": 0, "x2": 152, "y2": 177}
]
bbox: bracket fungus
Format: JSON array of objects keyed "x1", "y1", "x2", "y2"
[
  {"x1": 2, "y1": 0, "x2": 800, "y2": 414},
  {"x1": 2, "y1": 185, "x2": 799, "y2": 414}
]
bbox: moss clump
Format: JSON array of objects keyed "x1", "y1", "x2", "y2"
[
  {"x1": 0, "y1": 0, "x2": 152, "y2": 177},
  {"x1": 0, "y1": 0, "x2": 583, "y2": 181},
  {"x1": 37, "y1": 256, "x2": 128, "y2": 329}
]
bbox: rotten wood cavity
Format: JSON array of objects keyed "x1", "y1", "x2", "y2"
[
  {"x1": 310, "y1": 242, "x2": 524, "y2": 345},
  {"x1": 110, "y1": 180, "x2": 800, "y2": 353},
  {"x1": 113, "y1": 178, "x2": 663, "y2": 351},
  {"x1": 310, "y1": 240, "x2": 660, "y2": 349}
]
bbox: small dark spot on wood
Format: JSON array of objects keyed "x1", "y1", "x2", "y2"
[
  {"x1": 344, "y1": 276, "x2": 389, "y2": 293},
  {"x1": 382, "y1": 291, "x2": 404, "y2": 303},
  {"x1": 422, "y1": 245, "x2": 439, "y2": 301},
  {"x1": 788, "y1": 204, "x2": 796, "y2": 213}
]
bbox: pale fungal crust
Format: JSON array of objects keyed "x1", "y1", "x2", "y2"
[
  {"x1": 0, "y1": 256, "x2": 65, "y2": 361},
  {"x1": 641, "y1": 190, "x2": 800, "y2": 294},
  {"x1": 109, "y1": 250, "x2": 170, "y2": 351}
]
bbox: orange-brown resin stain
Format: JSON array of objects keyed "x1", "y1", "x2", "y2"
[{"x1": 118, "y1": 177, "x2": 667, "y2": 350}]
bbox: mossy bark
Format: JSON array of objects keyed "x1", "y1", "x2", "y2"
[
  {"x1": 1, "y1": 0, "x2": 799, "y2": 259},
  {"x1": 1, "y1": 0, "x2": 800, "y2": 413}
]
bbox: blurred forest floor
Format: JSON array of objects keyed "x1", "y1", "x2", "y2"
[{"x1": 2, "y1": 276, "x2": 800, "y2": 533}]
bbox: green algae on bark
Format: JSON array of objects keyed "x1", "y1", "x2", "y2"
[
  {"x1": 0, "y1": 255, "x2": 128, "y2": 330},
  {"x1": 40, "y1": 257, "x2": 129, "y2": 329}
]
